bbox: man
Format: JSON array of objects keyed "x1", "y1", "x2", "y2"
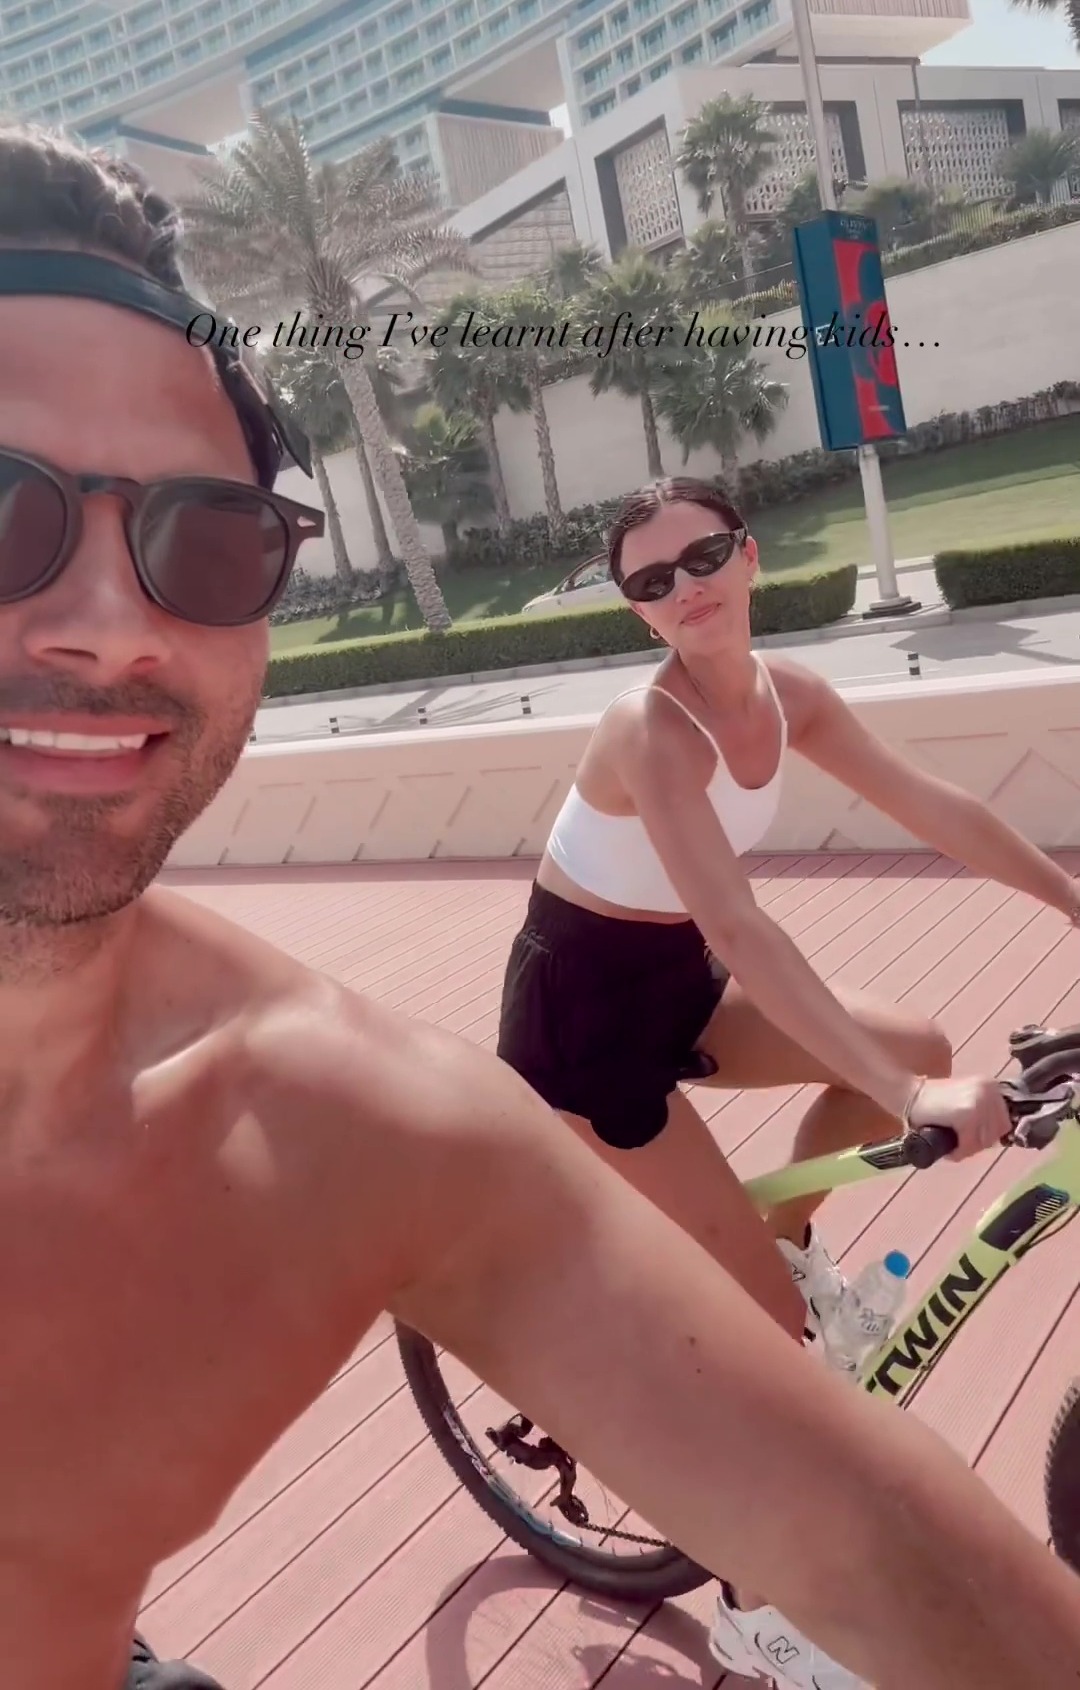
[{"x1": 0, "y1": 120, "x2": 1079, "y2": 1690}]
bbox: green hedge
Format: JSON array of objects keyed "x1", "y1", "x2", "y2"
[
  {"x1": 933, "y1": 535, "x2": 1080, "y2": 610},
  {"x1": 264, "y1": 562, "x2": 857, "y2": 698},
  {"x1": 883, "y1": 201, "x2": 1080, "y2": 282}
]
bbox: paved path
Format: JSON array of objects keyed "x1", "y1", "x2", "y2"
[{"x1": 254, "y1": 586, "x2": 1080, "y2": 747}]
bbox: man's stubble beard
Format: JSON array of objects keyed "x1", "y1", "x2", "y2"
[{"x1": 0, "y1": 682, "x2": 260, "y2": 969}]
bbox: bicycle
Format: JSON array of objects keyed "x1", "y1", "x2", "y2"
[{"x1": 394, "y1": 1020, "x2": 1080, "y2": 1602}]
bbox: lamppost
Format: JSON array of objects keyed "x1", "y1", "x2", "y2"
[{"x1": 788, "y1": 0, "x2": 919, "y2": 616}]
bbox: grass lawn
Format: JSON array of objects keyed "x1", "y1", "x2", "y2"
[
  {"x1": 270, "y1": 556, "x2": 572, "y2": 652},
  {"x1": 270, "y1": 415, "x2": 1080, "y2": 653},
  {"x1": 754, "y1": 416, "x2": 1080, "y2": 574}
]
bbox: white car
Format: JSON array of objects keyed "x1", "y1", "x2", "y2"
[{"x1": 521, "y1": 553, "x2": 620, "y2": 617}]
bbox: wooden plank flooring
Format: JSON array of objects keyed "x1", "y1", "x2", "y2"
[{"x1": 140, "y1": 853, "x2": 1080, "y2": 1688}]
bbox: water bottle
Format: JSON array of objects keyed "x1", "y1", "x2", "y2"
[{"x1": 821, "y1": 1251, "x2": 911, "y2": 1376}]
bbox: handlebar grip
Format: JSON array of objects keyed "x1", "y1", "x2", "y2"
[{"x1": 904, "y1": 1124, "x2": 959, "y2": 1169}]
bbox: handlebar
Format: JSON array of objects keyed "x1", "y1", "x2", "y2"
[{"x1": 903, "y1": 1076, "x2": 1079, "y2": 1170}]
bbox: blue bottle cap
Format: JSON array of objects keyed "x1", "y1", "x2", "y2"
[{"x1": 884, "y1": 1251, "x2": 911, "y2": 1279}]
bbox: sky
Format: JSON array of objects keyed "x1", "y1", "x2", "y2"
[
  {"x1": 926, "y1": 0, "x2": 1078, "y2": 66},
  {"x1": 548, "y1": 0, "x2": 1078, "y2": 130}
]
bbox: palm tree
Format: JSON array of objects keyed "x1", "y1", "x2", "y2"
[
  {"x1": 652, "y1": 313, "x2": 788, "y2": 495},
  {"x1": 269, "y1": 340, "x2": 408, "y2": 580},
  {"x1": 776, "y1": 171, "x2": 823, "y2": 232},
  {"x1": 180, "y1": 113, "x2": 472, "y2": 631},
  {"x1": 546, "y1": 240, "x2": 604, "y2": 301},
  {"x1": 429, "y1": 289, "x2": 530, "y2": 533},
  {"x1": 675, "y1": 95, "x2": 777, "y2": 289},
  {"x1": 487, "y1": 276, "x2": 565, "y2": 543},
  {"x1": 400, "y1": 403, "x2": 494, "y2": 553},
  {"x1": 755, "y1": 171, "x2": 821, "y2": 288},
  {"x1": 263, "y1": 345, "x2": 355, "y2": 585},
  {"x1": 350, "y1": 342, "x2": 408, "y2": 579},
  {"x1": 668, "y1": 220, "x2": 743, "y2": 308},
  {"x1": 997, "y1": 128, "x2": 1080, "y2": 205},
  {"x1": 849, "y1": 177, "x2": 938, "y2": 248},
  {"x1": 574, "y1": 253, "x2": 683, "y2": 479},
  {"x1": 1008, "y1": 0, "x2": 1080, "y2": 50}
]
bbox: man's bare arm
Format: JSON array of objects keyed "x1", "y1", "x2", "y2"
[{"x1": 249, "y1": 997, "x2": 1080, "y2": 1689}]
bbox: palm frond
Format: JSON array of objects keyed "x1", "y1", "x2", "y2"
[
  {"x1": 1007, "y1": 0, "x2": 1080, "y2": 44},
  {"x1": 339, "y1": 135, "x2": 403, "y2": 203}
]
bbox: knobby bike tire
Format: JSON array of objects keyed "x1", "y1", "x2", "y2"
[
  {"x1": 1045, "y1": 1378, "x2": 1080, "y2": 1576},
  {"x1": 394, "y1": 1321, "x2": 712, "y2": 1601}
]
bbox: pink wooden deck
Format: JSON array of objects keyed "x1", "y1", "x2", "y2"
[{"x1": 144, "y1": 851, "x2": 1080, "y2": 1689}]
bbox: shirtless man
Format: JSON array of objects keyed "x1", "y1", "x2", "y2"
[{"x1": 2, "y1": 121, "x2": 1080, "y2": 1690}]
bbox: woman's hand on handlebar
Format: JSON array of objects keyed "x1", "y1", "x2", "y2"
[{"x1": 905, "y1": 1076, "x2": 1013, "y2": 1160}]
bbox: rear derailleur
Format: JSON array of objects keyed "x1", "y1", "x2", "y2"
[{"x1": 485, "y1": 1414, "x2": 591, "y2": 1528}]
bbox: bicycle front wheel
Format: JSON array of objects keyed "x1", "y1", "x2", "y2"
[
  {"x1": 1046, "y1": 1378, "x2": 1080, "y2": 1575},
  {"x1": 395, "y1": 1322, "x2": 712, "y2": 1602}
]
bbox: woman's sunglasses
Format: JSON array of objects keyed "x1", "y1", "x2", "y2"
[
  {"x1": 0, "y1": 447, "x2": 326, "y2": 628},
  {"x1": 618, "y1": 528, "x2": 748, "y2": 604}
]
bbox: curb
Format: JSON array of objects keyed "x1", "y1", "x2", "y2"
[{"x1": 259, "y1": 589, "x2": 1078, "y2": 712}]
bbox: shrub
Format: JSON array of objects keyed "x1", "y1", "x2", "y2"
[
  {"x1": 264, "y1": 562, "x2": 857, "y2": 698},
  {"x1": 750, "y1": 561, "x2": 857, "y2": 636},
  {"x1": 883, "y1": 201, "x2": 1080, "y2": 281},
  {"x1": 933, "y1": 535, "x2": 1080, "y2": 610},
  {"x1": 446, "y1": 500, "x2": 622, "y2": 573},
  {"x1": 270, "y1": 563, "x2": 395, "y2": 626}
]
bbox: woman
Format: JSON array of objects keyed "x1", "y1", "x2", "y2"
[{"x1": 496, "y1": 478, "x2": 1079, "y2": 1687}]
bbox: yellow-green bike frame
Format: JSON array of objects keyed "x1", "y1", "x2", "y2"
[
  {"x1": 746, "y1": 1092, "x2": 1080, "y2": 1405},
  {"x1": 396, "y1": 1027, "x2": 1080, "y2": 1602}
]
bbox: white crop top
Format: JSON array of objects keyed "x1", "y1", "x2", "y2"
[{"x1": 546, "y1": 658, "x2": 786, "y2": 914}]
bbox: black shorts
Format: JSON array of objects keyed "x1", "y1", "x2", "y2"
[
  {"x1": 496, "y1": 882, "x2": 728, "y2": 1149},
  {"x1": 128, "y1": 1635, "x2": 223, "y2": 1689}
]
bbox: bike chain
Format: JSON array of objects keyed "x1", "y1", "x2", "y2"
[{"x1": 570, "y1": 1517, "x2": 670, "y2": 1548}]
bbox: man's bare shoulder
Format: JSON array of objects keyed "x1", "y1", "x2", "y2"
[
  {"x1": 136, "y1": 882, "x2": 310, "y2": 999},
  {"x1": 240, "y1": 976, "x2": 593, "y2": 1302},
  {"x1": 135, "y1": 885, "x2": 582, "y2": 1282},
  {"x1": 238, "y1": 975, "x2": 548, "y2": 1162},
  {"x1": 136, "y1": 882, "x2": 508, "y2": 1133}
]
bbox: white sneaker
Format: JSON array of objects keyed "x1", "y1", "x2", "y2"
[
  {"x1": 708, "y1": 1582, "x2": 871, "y2": 1687},
  {"x1": 777, "y1": 1225, "x2": 847, "y2": 1341}
]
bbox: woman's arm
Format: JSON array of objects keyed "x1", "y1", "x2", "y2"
[
  {"x1": 791, "y1": 665, "x2": 1079, "y2": 920},
  {"x1": 613, "y1": 692, "x2": 921, "y2": 1120}
]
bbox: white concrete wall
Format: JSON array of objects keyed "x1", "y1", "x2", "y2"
[
  {"x1": 273, "y1": 446, "x2": 448, "y2": 584},
  {"x1": 491, "y1": 220, "x2": 1080, "y2": 516},
  {"x1": 274, "y1": 218, "x2": 1080, "y2": 573},
  {"x1": 167, "y1": 668, "x2": 1080, "y2": 867}
]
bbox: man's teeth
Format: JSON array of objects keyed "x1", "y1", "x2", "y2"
[{"x1": 0, "y1": 729, "x2": 149, "y2": 752}]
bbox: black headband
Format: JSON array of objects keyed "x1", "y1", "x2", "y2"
[{"x1": 0, "y1": 248, "x2": 313, "y2": 489}]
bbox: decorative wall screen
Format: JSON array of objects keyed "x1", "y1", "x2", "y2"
[
  {"x1": 743, "y1": 108, "x2": 847, "y2": 216},
  {"x1": 901, "y1": 105, "x2": 1012, "y2": 199},
  {"x1": 612, "y1": 126, "x2": 684, "y2": 248}
]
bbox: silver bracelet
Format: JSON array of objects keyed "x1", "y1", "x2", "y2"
[{"x1": 901, "y1": 1076, "x2": 927, "y2": 1130}]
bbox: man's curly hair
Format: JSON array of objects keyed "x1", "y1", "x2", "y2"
[{"x1": 0, "y1": 120, "x2": 186, "y2": 287}]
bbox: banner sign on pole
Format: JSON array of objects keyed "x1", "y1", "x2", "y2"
[{"x1": 791, "y1": 210, "x2": 907, "y2": 451}]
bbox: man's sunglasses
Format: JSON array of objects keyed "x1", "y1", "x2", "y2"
[
  {"x1": 0, "y1": 448, "x2": 326, "y2": 628},
  {"x1": 618, "y1": 528, "x2": 748, "y2": 604}
]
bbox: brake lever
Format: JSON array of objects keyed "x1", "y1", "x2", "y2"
[
  {"x1": 902, "y1": 1079, "x2": 1077, "y2": 1169},
  {"x1": 999, "y1": 1078, "x2": 1077, "y2": 1148}
]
